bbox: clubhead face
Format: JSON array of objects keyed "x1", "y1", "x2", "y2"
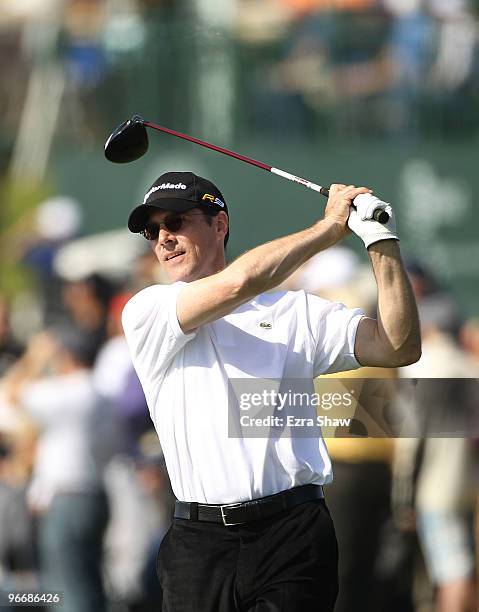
[{"x1": 104, "y1": 116, "x2": 149, "y2": 163}]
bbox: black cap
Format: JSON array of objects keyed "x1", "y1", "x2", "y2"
[{"x1": 128, "y1": 171, "x2": 228, "y2": 233}]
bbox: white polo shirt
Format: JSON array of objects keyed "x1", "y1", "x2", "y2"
[{"x1": 122, "y1": 282, "x2": 363, "y2": 504}]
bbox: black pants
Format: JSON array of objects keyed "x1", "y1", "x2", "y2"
[{"x1": 157, "y1": 498, "x2": 338, "y2": 612}]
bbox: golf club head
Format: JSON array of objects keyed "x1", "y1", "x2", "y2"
[{"x1": 104, "y1": 115, "x2": 149, "y2": 163}]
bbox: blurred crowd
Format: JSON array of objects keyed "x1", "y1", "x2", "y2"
[
  {"x1": 237, "y1": 0, "x2": 479, "y2": 139},
  {"x1": 0, "y1": 0, "x2": 478, "y2": 173},
  {"x1": 0, "y1": 209, "x2": 175, "y2": 611}
]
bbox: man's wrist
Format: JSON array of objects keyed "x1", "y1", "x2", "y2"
[
  {"x1": 312, "y1": 218, "x2": 347, "y2": 247},
  {"x1": 367, "y1": 238, "x2": 401, "y2": 256}
]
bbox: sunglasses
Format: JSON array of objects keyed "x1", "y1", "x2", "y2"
[{"x1": 141, "y1": 211, "x2": 207, "y2": 241}]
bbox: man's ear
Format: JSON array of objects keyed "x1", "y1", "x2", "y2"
[{"x1": 216, "y1": 211, "x2": 229, "y2": 242}]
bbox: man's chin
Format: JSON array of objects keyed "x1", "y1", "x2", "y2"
[{"x1": 162, "y1": 259, "x2": 212, "y2": 283}]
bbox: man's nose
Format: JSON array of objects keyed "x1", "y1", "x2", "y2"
[{"x1": 158, "y1": 227, "x2": 176, "y2": 246}]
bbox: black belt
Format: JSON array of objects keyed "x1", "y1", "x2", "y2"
[{"x1": 174, "y1": 484, "x2": 324, "y2": 527}]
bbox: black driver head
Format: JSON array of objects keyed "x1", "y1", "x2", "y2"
[{"x1": 104, "y1": 115, "x2": 149, "y2": 163}]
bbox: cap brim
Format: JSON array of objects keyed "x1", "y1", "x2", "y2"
[{"x1": 127, "y1": 200, "x2": 197, "y2": 232}]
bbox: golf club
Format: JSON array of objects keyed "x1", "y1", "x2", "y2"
[{"x1": 104, "y1": 115, "x2": 390, "y2": 224}]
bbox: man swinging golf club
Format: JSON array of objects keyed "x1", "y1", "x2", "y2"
[{"x1": 121, "y1": 170, "x2": 421, "y2": 612}]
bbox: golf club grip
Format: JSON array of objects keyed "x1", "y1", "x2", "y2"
[{"x1": 320, "y1": 187, "x2": 390, "y2": 224}]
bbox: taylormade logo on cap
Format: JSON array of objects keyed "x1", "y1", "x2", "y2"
[
  {"x1": 158, "y1": 183, "x2": 187, "y2": 190},
  {"x1": 143, "y1": 183, "x2": 187, "y2": 204}
]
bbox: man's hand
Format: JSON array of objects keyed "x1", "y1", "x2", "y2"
[
  {"x1": 321, "y1": 184, "x2": 373, "y2": 241},
  {"x1": 23, "y1": 332, "x2": 59, "y2": 367},
  {"x1": 348, "y1": 193, "x2": 398, "y2": 249}
]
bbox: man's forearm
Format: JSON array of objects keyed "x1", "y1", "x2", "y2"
[
  {"x1": 368, "y1": 241, "x2": 421, "y2": 364},
  {"x1": 1, "y1": 358, "x2": 37, "y2": 404},
  {"x1": 229, "y1": 219, "x2": 343, "y2": 296}
]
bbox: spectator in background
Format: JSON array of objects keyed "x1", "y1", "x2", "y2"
[
  {"x1": 235, "y1": 0, "x2": 316, "y2": 138},
  {"x1": 427, "y1": 0, "x2": 479, "y2": 134},
  {"x1": 460, "y1": 319, "x2": 479, "y2": 373},
  {"x1": 134, "y1": 430, "x2": 175, "y2": 611},
  {"x1": 0, "y1": 433, "x2": 36, "y2": 595},
  {"x1": 102, "y1": 429, "x2": 174, "y2": 610},
  {"x1": 19, "y1": 196, "x2": 83, "y2": 326},
  {"x1": 95, "y1": 290, "x2": 169, "y2": 606},
  {"x1": 397, "y1": 264, "x2": 478, "y2": 612},
  {"x1": 326, "y1": 4, "x2": 393, "y2": 137},
  {"x1": 259, "y1": 1, "x2": 396, "y2": 138},
  {"x1": 0, "y1": 344, "x2": 38, "y2": 596},
  {"x1": 3, "y1": 327, "x2": 117, "y2": 612},
  {"x1": 382, "y1": 0, "x2": 435, "y2": 136},
  {"x1": 93, "y1": 292, "x2": 135, "y2": 401},
  {"x1": 61, "y1": 273, "x2": 116, "y2": 359},
  {"x1": 93, "y1": 290, "x2": 151, "y2": 453},
  {"x1": 0, "y1": 296, "x2": 23, "y2": 377}
]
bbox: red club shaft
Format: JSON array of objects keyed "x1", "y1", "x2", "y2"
[
  {"x1": 144, "y1": 121, "x2": 272, "y2": 172},
  {"x1": 142, "y1": 119, "x2": 389, "y2": 224}
]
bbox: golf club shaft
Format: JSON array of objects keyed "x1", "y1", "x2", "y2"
[
  {"x1": 143, "y1": 120, "x2": 389, "y2": 222},
  {"x1": 144, "y1": 121, "x2": 330, "y2": 197}
]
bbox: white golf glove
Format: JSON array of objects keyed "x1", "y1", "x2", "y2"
[{"x1": 347, "y1": 193, "x2": 398, "y2": 249}]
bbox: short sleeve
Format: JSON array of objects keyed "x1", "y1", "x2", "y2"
[
  {"x1": 305, "y1": 293, "x2": 364, "y2": 377},
  {"x1": 20, "y1": 375, "x2": 93, "y2": 423},
  {"x1": 121, "y1": 283, "x2": 196, "y2": 381}
]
